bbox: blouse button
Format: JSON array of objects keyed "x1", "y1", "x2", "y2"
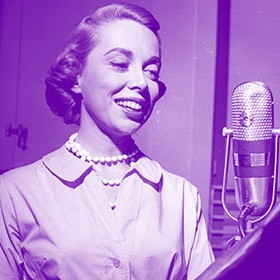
[{"x1": 113, "y1": 258, "x2": 121, "y2": 268}]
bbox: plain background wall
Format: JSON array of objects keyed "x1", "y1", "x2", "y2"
[
  {"x1": 0, "y1": 0, "x2": 217, "y2": 225},
  {"x1": 228, "y1": 1, "x2": 280, "y2": 128}
]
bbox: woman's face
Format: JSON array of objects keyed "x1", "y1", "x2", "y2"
[{"x1": 75, "y1": 19, "x2": 162, "y2": 138}]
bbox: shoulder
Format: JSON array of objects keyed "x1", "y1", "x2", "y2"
[
  {"x1": 0, "y1": 159, "x2": 44, "y2": 186},
  {"x1": 156, "y1": 159, "x2": 198, "y2": 193},
  {"x1": 140, "y1": 156, "x2": 199, "y2": 200},
  {"x1": 144, "y1": 158, "x2": 203, "y2": 228},
  {"x1": 0, "y1": 144, "x2": 92, "y2": 195},
  {"x1": 0, "y1": 160, "x2": 45, "y2": 212},
  {"x1": 0, "y1": 146, "x2": 65, "y2": 193}
]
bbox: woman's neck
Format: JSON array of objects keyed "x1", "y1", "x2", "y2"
[{"x1": 76, "y1": 119, "x2": 135, "y2": 158}]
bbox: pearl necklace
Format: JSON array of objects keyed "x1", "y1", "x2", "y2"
[
  {"x1": 65, "y1": 133, "x2": 138, "y2": 186},
  {"x1": 65, "y1": 133, "x2": 138, "y2": 166}
]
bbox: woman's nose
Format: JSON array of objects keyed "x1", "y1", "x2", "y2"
[{"x1": 127, "y1": 67, "x2": 148, "y2": 92}]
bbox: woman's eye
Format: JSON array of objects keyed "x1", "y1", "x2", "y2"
[
  {"x1": 110, "y1": 62, "x2": 129, "y2": 72},
  {"x1": 145, "y1": 68, "x2": 159, "y2": 81}
]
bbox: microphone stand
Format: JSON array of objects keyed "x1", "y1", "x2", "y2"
[{"x1": 221, "y1": 127, "x2": 280, "y2": 249}]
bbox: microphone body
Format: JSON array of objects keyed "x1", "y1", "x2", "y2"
[{"x1": 231, "y1": 81, "x2": 274, "y2": 216}]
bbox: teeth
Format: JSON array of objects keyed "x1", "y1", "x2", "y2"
[{"x1": 116, "y1": 100, "x2": 142, "y2": 111}]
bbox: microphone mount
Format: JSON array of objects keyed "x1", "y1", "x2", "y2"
[{"x1": 221, "y1": 127, "x2": 279, "y2": 244}]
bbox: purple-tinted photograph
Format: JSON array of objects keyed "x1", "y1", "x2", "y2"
[{"x1": 0, "y1": 0, "x2": 279, "y2": 279}]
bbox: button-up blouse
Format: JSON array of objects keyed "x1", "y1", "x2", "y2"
[{"x1": 0, "y1": 145, "x2": 214, "y2": 279}]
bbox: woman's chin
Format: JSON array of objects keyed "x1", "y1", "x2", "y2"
[
  {"x1": 110, "y1": 120, "x2": 145, "y2": 138},
  {"x1": 118, "y1": 125, "x2": 143, "y2": 137}
]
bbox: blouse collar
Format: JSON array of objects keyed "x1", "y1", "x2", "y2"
[{"x1": 42, "y1": 145, "x2": 162, "y2": 185}]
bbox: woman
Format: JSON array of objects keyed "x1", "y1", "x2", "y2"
[{"x1": 0, "y1": 3, "x2": 214, "y2": 279}]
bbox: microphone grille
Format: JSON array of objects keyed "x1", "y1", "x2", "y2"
[{"x1": 232, "y1": 81, "x2": 273, "y2": 141}]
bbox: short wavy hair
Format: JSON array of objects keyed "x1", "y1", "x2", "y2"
[{"x1": 45, "y1": 3, "x2": 162, "y2": 125}]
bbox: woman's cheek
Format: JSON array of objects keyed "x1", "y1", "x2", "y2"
[{"x1": 150, "y1": 83, "x2": 161, "y2": 103}]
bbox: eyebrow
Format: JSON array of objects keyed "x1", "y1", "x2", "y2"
[
  {"x1": 145, "y1": 56, "x2": 162, "y2": 68},
  {"x1": 104, "y1": 48, "x2": 133, "y2": 58}
]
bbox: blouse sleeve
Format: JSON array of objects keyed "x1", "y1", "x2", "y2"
[
  {"x1": 0, "y1": 175, "x2": 24, "y2": 279},
  {"x1": 185, "y1": 183, "x2": 215, "y2": 280}
]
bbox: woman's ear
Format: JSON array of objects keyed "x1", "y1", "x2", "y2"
[
  {"x1": 71, "y1": 83, "x2": 82, "y2": 94},
  {"x1": 71, "y1": 75, "x2": 82, "y2": 94}
]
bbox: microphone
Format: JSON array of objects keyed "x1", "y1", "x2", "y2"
[
  {"x1": 222, "y1": 81, "x2": 279, "y2": 240},
  {"x1": 232, "y1": 81, "x2": 274, "y2": 216}
]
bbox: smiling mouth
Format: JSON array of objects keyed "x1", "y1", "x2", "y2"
[
  {"x1": 116, "y1": 100, "x2": 143, "y2": 111},
  {"x1": 115, "y1": 98, "x2": 148, "y2": 119}
]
